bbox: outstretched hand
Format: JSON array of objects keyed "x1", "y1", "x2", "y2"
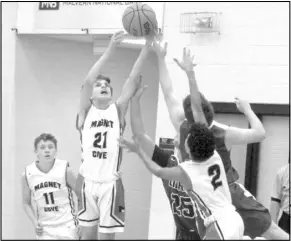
[
  {"x1": 109, "y1": 31, "x2": 126, "y2": 49},
  {"x1": 234, "y1": 98, "x2": 252, "y2": 114},
  {"x1": 173, "y1": 47, "x2": 197, "y2": 72}
]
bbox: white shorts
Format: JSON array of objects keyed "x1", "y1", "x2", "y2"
[
  {"x1": 36, "y1": 220, "x2": 79, "y2": 240},
  {"x1": 205, "y1": 210, "x2": 244, "y2": 239},
  {"x1": 76, "y1": 174, "x2": 125, "y2": 233}
]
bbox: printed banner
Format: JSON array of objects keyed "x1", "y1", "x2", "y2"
[{"x1": 17, "y1": 2, "x2": 164, "y2": 33}]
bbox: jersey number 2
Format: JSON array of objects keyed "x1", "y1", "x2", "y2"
[
  {"x1": 43, "y1": 192, "x2": 55, "y2": 205},
  {"x1": 208, "y1": 164, "x2": 222, "y2": 190},
  {"x1": 93, "y1": 132, "x2": 108, "y2": 148}
]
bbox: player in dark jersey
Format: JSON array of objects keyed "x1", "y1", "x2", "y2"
[
  {"x1": 151, "y1": 39, "x2": 289, "y2": 240},
  {"x1": 172, "y1": 44, "x2": 289, "y2": 240}
]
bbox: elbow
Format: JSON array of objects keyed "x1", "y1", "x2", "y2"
[{"x1": 257, "y1": 129, "x2": 266, "y2": 142}]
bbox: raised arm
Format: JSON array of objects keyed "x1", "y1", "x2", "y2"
[
  {"x1": 129, "y1": 82, "x2": 171, "y2": 167},
  {"x1": 152, "y1": 40, "x2": 185, "y2": 132},
  {"x1": 116, "y1": 37, "x2": 153, "y2": 124},
  {"x1": 174, "y1": 48, "x2": 207, "y2": 126},
  {"x1": 79, "y1": 31, "x2": 125, "y2": 114},
  {"x1": 21, "y1": 172, "x2": 43, "y2": 236},
  {"x1": 225, "y1": 98, "x2": 266, "y2": 149}
]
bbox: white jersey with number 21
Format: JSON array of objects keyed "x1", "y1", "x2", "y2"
[{"x1": 80, "y1": 103, "x2": 123, "y2": 183}]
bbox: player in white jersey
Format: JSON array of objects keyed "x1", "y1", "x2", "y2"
[
  {"x1": 21, "y1": 133, "x2": 78, "y2": 240},
  {"x1": 75, "y1": 31, "x2": 155, "y2": 240},
  {"x1": 119, "y1": 78, "x2": 244, "y2": 239}
]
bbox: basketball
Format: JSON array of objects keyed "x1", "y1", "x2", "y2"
[{"x1": 122, "y1": 2, "x2": 157, "y2": 37}]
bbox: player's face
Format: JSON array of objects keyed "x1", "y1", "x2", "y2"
[
  {"x1": 92, "y1": 80, "x2": 112, "y2": 101},
  {"x1": 35, "y1": 140, "x2": 57, "y2": 162}
]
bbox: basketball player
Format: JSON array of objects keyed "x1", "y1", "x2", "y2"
[
  {"x1": 75, "y1": 31, "x2": 154, "y2": 240},
  {"x1": 153, "y1": 39, "x2": 289, "y2": 240},
  {"x1": 21, "y1": 133, "x2": 78, "y2": 239},
  {"x1": 270, "y1": 159, "x2": 290, "y2": 234},
  {"x1": 119, "y1": 82, "x2": 244, "y2": 239}
]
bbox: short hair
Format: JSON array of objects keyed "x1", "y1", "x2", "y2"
[
  {"x1": 183, "y1": 93, "x2": 214, "y2": 126},
  {"x1": 34, "y1": 133, "x2": 57, "y2": 150},
  {"x1": 95, "y1": 74, "x2": 113, "y2": 95},
  {"x1": 96, "y1": 74, "x2": 111, "y2": 84},
  {"x1": 186, "y1": 123, "x2": 215, "y2": 162}
]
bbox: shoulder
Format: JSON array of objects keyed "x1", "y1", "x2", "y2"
[
  {"x1": 211, "y1": 120, "x2": 229, "y2": 131},
  {"x1": 25, "y1": 162, "x2": 36, "y2": 175}
]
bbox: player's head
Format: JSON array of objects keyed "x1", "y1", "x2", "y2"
[
  {"x1": 183, "y1": 93, "x2": 214, "y2": 126},
  {"x1": 185, "y1": 123, "x2": 215, "y2": 163},
  {"x1": 34, "y1": 133, "x2": 57, "y2": 162},
  {"x1": 91, "y1": 75, "x2": 113, "y2": 101}
]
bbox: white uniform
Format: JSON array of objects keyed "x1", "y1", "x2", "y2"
[
  {"x1": 77, "y1": 103, "x2": 125, "y2": 233},
  {"x1": 179, "y1": 151, "x2": 244, "y2": 239},
  {"x1": 25, "y1": 159, "x2": 78, "y2": 240}
]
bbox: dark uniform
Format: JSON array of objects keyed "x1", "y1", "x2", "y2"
[{"x1": 152, "y1": 146, "x2": 201, "y2": 240}]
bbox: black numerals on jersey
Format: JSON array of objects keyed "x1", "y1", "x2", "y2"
[
  {"x1": 208, "y1": 164, "x2": 223, "y2": 190},
  {"x1": 171, "y1": 193, "x2": 195, "y2": 218},
  {"x1": 43, "y1": 192, "x2": 55, "y2": 205},
  {"x1": 93, "y1": 131, "x2": 108, "y2": 148}
]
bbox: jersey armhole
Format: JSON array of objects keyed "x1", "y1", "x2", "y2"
[{"x1": 76, "y1": 106, "x2": 91, "y2": 131}]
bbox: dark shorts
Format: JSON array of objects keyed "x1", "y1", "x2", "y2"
[
  {"x1": 279, "y1": 211, "x2": 290, "y2": 234},
  {"x1": 176, "y1": 229, "x2": 201, "y2": 240},
  {"x1": 229, "y1": 182, "x2": 272, "y2": 238}
]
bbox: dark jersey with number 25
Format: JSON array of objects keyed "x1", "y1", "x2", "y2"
[{"x1": 152, "y1": 146, "x2": 206, "y2": 237}]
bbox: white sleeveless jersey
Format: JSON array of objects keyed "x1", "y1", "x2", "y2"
[
  {"x1": 179, "y1": 151, "x2": 235, "y2": 218},
  {"x1": 26, "y1": 159, "x2": 77, "y2": 227},
  {"x1": 80, "y1": 103, "x2": 123, "y2": 182}
]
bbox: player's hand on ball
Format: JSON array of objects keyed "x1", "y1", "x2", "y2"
[
  {"x1": 145, "y1": 24, "x2": 159, "y2": 46},
  {"x1": 109, "y1": 31, "x2": 125, "y2": 48},
  {"x1": 118, "y1": 137, "x2": 139, "y2": 153},
  {"x1": 234, "y1": 98, "x2": 252, "y2": 114},
  {"x1": 173, "y1": 47, "x2": 197, "y2": 72}
]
